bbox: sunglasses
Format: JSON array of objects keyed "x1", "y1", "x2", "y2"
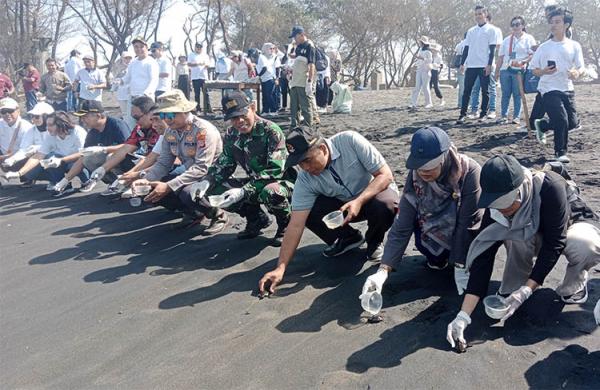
[
  {"x1": 1, "y1": 109, "x2": 16, "y2": 115},
  {"x1": 158, "y1": 112, "x2": 177, "y2": 120},
  {"x1": 511, "y1": 22, "x2": 522, "y2": 27}
]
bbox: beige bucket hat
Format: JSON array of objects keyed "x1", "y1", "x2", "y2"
[{"x1": 155, "y1": 89, "x2": 197, "y2": 113}]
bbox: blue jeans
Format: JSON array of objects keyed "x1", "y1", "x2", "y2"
[
  {"x1": 499, "y1": 69, "x2": 522, "y2": 119},
  {"x1": 25, "y1": 91, "x2": 38, "y2": 112},
  {"x1": 457, "y1": 72, "x2": 465, "y2": 108},
  {"x1": 66, "y1": 91, "x2": 78, "y2": 112},
  {"x1": 261, "y1": 79, "x2": 277, "y2": 113},
  {"x1": 40, "y1": 153, "x2": 89, "y2": 184},
  {"x1": 470, "y1": 69, "x2": 496, "y2": 113}
]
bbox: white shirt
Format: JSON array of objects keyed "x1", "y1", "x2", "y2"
[
  {"x1": 531, "y1": 38, "x2": 584, "y2": 95},
  {"x1": 256, "y1": 54, "x2": 278, "y2": 82},
  {"x1": 19, "y1": 126, "x2": 48, "y2": 152},
  {"x1": 75, "y1": 68, "x2": 105, "y2": 101},
  {"x1": 215, "y1": 56, "x2": 232, "y2": 76},
  {"x1": 232, "y1": 59, "x2": 251, "y2": 82},
  {"x1": 464, "y1": 23, "x2": 498, "y2": 68},
  {"x1": 39, "y1": 125, "x2": 87, "y2": 156},
  {"x1": 64, "y1": 57, "x2": 83, "y2": 81},
  {"x1": 0, "y1": 118, "x2": 32, "y2": 154},
  {"x1": 187, "y1": 52, "x2": 209, "y2": 80},
  {"x1": 125, "y1": 56, "x2": 159, "y2": 98},
  {"x1": 432, "y1": 52, "x2": 443, "y2": 67},
  {"x1": 416, "y1": 49, "x2": 433, "y2": 73},
  {"x1": 498, "y1": 33, "x2": 536, "y2": 70},
  {"x1": 155, "y1": 56, "x2": 172, "y2": 92}
]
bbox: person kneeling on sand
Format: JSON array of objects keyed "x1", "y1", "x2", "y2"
[
  {"x1": 135, "y1": 89, "x2": 227, "y2": 235},
  {"x1": 258, "y1": 126, "x2": 399, "y2": 295},
  {"x1": 447, "y1": 155, "x2": 600, "y2": 349},
  {"x1": 189, "y1": 92, "x2": 294, "y2": 246},
  {"x1": 362, "y1": 127, "x2": 482, "y2": 297}
]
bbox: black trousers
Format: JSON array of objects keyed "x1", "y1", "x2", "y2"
[
  {"x1": 533, "y1": 90, "x2": 578, "y2": 156},
  {"x1": 305, "y1": 187, "x2": 398, "y2": 247},
  {"x1": 178, "y1": 74, "x2": 190, "y2": 100},
  {"x1": 430, "y1": 69, "x2": 443, "y2": 99},
  {"x1": 279, "y1": 76, "x2": 289, "y2": 109},
  {"x1": 192, "y1": 78, "x2": 212, "y2": 112},
  {"x1": 460, "y1": 67, "x2": 490, "y2": 117}
]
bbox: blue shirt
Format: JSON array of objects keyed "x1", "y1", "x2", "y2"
[{"x1": 84, "y1": 116, "x2": 129, "y2": 147}]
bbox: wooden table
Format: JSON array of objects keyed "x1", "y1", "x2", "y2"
[{"x1": 202, "y1": 81, "x2": 262, "y2": 113}]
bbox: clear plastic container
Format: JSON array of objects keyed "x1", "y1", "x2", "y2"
[
  {"x1": 322, "y1": 210, "x2": 344, "y2": 229},
  {"x1": 133, "y1": 184, "x2": 151, "y2": 196},
  {"x1": 130, "y1": 197, "x2": 142, "y2": 207},
  {"x1": 360, "y1": 291, "x2": 383, "y2": 315},
  {"x1": 483, "y1": 295, "x2": 510, "y2": 319}
]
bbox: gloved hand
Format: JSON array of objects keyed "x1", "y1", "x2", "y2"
[
  {"x1": 190, "y1": 180, "x2": 210, "y2": 202},
  {"x1": 305, "y1": 80, "x2": 313, "y2": 96},
  {"x1": 44, "y1": 156, "x2": 62, "y2": 169},
  {"x1": 24, "y1": 145, "x2": 38, "y2": 155},
  {"x1": 501, "y1": 285, "x2": 533, "y2": 322},
  {"x1": 446, "y1": 310, "x2": 471, "y2": 349},
  {"x1": 91, "y1": 166, "x2": 106, "y2": 181},
  {"x1": 4, "y1": 150, "x2": 27, "y2": 167},
  {"x1": 219, "y1": 188, "x2": 245, "y2": 208},
  {"x1": 454, "y1": 265, "x2": 469, "y2": 295},
  {"x1": 594, "y1": 299, "x2": 600, "y2": 326},
  {"x1": 361, "y1": 268, "x2": 389, "y2": 295},
  {"x1": 4, "y1": 171, "x2": 20, "y2": 181},
  {"x1": 80, "y1": 146, "x2": 106, "y2": 157},
  {"x1": 53, "y1": 177, "x2": 70, "y2": 192}
]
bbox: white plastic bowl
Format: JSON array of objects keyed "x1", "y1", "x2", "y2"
[
  {"x1": 483, "y1": 295, "x2": 510, "y2": 319},
  {"x1": 322, "y1": 210, "x2": 344, "y2": 229}
]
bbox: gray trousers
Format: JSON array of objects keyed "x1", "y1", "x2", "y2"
[
  {"x1": 499, "y1": 222, "x2": 600, "y2": 296},
  {"x1": 289, "y1": 81, "x2": 319, "y2": 128}
]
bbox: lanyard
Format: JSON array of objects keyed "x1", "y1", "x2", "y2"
[{"x1": 328, "y1": 165, "x2": 354, "y2": 197}]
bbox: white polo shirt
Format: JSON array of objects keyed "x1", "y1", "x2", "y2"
[
  {"x1": 126, "y1": 56, "x2": 159, "y2": 98},
  {"x1": 39, "y1": 125, "x2": 87, "y2": 156},
  {"x1": 155, "y1": 56, "x2": 173, "y2": 92},
  {"x1": 0, "y1": 118, "x2": 32, "y2": 154},
  {"x1": 188, "y1": 52, "x2": 209, "y2": 80},
  {"x1": 530, "y1": 38, "x2": 584, "y2": 95},
  {"x1": 464, "y1": 23, "x2": 498, "y2": 68},
  {"x1": 76, "y1": 68, "x2": 105, "y2": 101}
]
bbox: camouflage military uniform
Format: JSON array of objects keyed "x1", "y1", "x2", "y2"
[{"x1": 206, "y1": 119, "x2": 294, "y2": 228}]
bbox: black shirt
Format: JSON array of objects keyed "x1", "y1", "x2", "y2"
[
  {"x1": 466, "y1": 171, "x2": 569, "y2": 298},
  {"x1": 84, "y1": 116, "x2": 128, "y2": 147},
  {"x1": 295, "y1": 41, "x2": 316, "y2": 64}
]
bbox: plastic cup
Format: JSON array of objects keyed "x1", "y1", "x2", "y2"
[
  {"x1": 133, "y1": 184, "x2": 151, "y2": 196},
  {"x1": 322, "y1": 210, "x2": 344, "y2": 229},
  {"x1": 208, "y1": 194, "x2": 225, "y2": 207},
  {"x1": 360, "y1": 291, "x2": 383, "y2": 315},
  {"x1": 483, "y1": 295, "x2": 510, "y2": 319},
  {"x1": 129, "y1": 197, "x2": 142, "y2": 207}
]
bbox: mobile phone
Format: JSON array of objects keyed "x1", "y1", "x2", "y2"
[{"x1": 548, "y1": 60, "x2": 556, "y2": 69}]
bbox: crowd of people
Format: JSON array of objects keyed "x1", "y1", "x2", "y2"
[{"x1": 1, "y1": 4, "x2": 599, "y2": 352}]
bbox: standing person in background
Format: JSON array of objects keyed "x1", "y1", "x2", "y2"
[
  {"x1": 229, "y1": 50, "x2": 255, "y2": 100},
  {"x1": 410, "y1": 36, "x2": 433, "y2": 109},
  {"x1": 21, "y1": 63, "x2": 41, "y2": 111},
  {"x1": 278, "y1": 45, "x2": 291, "y2": 113},
  {"x1": 429, "y1": 42, "x2": 445, "y2": 107},
  {"x1": 454, "y1": 33, "x2": 468, "y2": 109},
  {"x1": 73, "y1": 55, "x2": 106, "y2": 107},
  {"x1": 64, "y1": 50, "x2": 83, "y2": 112},
  {"x1": 176, "y1": 55, "x2": 191, "y2": 99},
  {"x1": 256, "y1": 43, "x2": 280, "y2": 116},
  {"x1": 496, "y1": 16, "x2": 536, "y2": 125},
  {"x1": 113, "y1": 51, "x2": 134, "y2": 121},
  {"x1": 273, "y1": 45, "x2": 285, "y2": 112},
  {"x1": 151, "y1": 42, "x2": 173, "y2": 98},
  {"x1": 457, "y1": 5, "x2": 498, "y2": 124},
  {"x1": 215, "y1": 51, "x2": 232, "y2": 81},
  {"x1": 40, "y1": 58, "x2": 71, "y2": 112},
  {"x1": 0, "y1": 71, "x2": 15, "y2": 99},
  {"x1": 123, "y1": 37, "x2": 159, "y2": 128},
  {"x1": 288, "y1": 26, "x2": 319, "y2": 128},
  {"x1": 315, "y1": 47, "x2": 330, "y2": 113},
  {"x1": 327, "y1": 49, "x2": 342, "y2": 107},
  {"x1": 188, "y1": 42, "x2": 212, "y2": 113}
]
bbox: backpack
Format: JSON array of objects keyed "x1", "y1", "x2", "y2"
[{"x1": 315, "y1": 46, "x2": 328, "y2": 72}]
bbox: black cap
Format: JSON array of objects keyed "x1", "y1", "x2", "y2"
[
  {"x1": 222, "y1": 92, "x2": 251, "y2": 121},
  {"x1": 284, "y1": 126, "x2": 323, "y2": 169},
  {"x1": 195, "y1": 42, "x2": 203, "y2": 48},
  {"x1": 74, "y1": 100, "x2": 104, "y2": 116},
  {"x1": 150, "y1": 42, "x2": 164, "y2": 50},
  {"x1": 289, "y1": 26, "x2": 305, "y2": 38},
  {"x1": 406, "y1": 127, "x2": 450, "y2": 169},
  {"x1": 478, "y1": 155, "x2": 525, "y2": 208}
]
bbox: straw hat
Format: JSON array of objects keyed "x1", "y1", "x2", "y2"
[
  {"x1": 419, "y1": 35, "x2": 431, "y2": 45},
  {"x1": 155, "y1": 89, "x2": 196, "y2": 113}
]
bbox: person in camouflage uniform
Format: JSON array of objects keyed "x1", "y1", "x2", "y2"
[{"x1": 190, "y1": 91, "x2": 294, "y2": 245}]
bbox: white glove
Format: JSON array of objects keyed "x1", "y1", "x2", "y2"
[
  {"x1": 305, "y1": 80, "x2": 313, "y2": 96},
  {"x1": 4, "y1": 150, "x2": 27, "y2": 167},
  {"x1": 446, "y1": 310, "x2": 471, "y2": 348},
  {"x1": 80, "y1": 146, "x2": 106, "y2": 157},
  {"x1": 219, "y1": 188, "x2": 245, "y2": 208},
  {"x1": 24, "y1": 145, "x2": 38, "y2": 155},
  {"x1": 594, "y1": 299, "x2": 600, "y2": 326},
  {"x1": 91, "y1": 166, "x2": 106, "y2": 181},
  {"x1": 361, "y1": 268, "x2": 389, "y2": 296},
  {"x1": 190, "y1": 180, "x2": 210, "y2": 202},
  {"x1": 454, "y1": 266, "x2": 469, "y2": 295},
  {"x1": 501, "y1": 285, "x2": 532, "y2": 322},
  {"x1": 53, "y1": 177, "x2": 70, "y2": 192},
  {"x1": 4, "y1": 171, "x2": 20, "y2": 181},
  {"x1": 43, "y1": 156, "x2": 62, "y2": 169}
]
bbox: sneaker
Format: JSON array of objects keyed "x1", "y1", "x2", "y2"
[
  {"x1": 424, "y1": 104, "x2": 433, "y2": 109},
  {"x1": 427, "y1": 257, "x2": 449, "y2": 270},
  {"x1": 561, "y1": 284, "x2": 588, "y2": 304},
  {"x1": 439, "y1": 99, "x2": 445, "y2": 107},
  {"x1": 121, "y1": 188, "x2": 134, "y2": 199},
  {"x1": 21, "y1": 179, "x2": 35, "y2": 188},
  {"x1": 366, "y1": 243, "x2": 384, "y2": 261},
  {"x1": 322, "y1": 231, "x2": 365, "y2": 258},
  {"x1": 456, "y1": 116, "x2": 466, "y2": 124},
  {"x1": 52, "y1": 183, "x2": 75, "y2": 197},
  {"x1": 46, "y1": 183, "x2": 56, "y2": 191},
  {"x1": 203, "y1": 212, "x2": 228, "y2": 235},
  {"x1": 270, "y1": 225, "x2": 286, "y2": 247},
  {"x1": 497, "y1": 116, "x2": 508, "y2": 124},
  {"x1": 487, "y1": 111, "x2": 497, "y2": 119},
  {"x1": 237, "y1": 213, "x2": 272, "y2": 239},
  {"x1": 467, "y1": 112, "x2": 478, "y2": 119},
  {"x1": 572, "y1": 122, "x2": 583, "y2": 132},
  {"x1": 478, "y1": 115, "x2": 488, "y2": 123},
  {"x1": 557, "y1": 154, "x2": 570, "y2": 163},
  {"x1": 511, "y1": 118, "x2": 521, "y2": 125},
  {"x1": 534, "y1": 119, "x2": 548, "y2": 145},
  {"x1": 101, "y1": 186, "x2": 125, "y2": 197},
  {"x1": 80, "y1": 179, "x2": 98, "y2": 193}
]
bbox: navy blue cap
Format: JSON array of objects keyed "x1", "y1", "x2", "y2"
[
  {"x1": 478, "y1": 155, "x2": 525, "y2": 208},
  {"x1": 289, "y1": 26, "x2": 305, "y2": 38},
  {"x1": 406, "y1": 127, "x2": 450, "y2": 169}
]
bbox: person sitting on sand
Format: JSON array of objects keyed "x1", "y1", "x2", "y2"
[
  {"x1": 447, "y1": 155, "x2": 600, "y2": 350},
  {"x1": 361, "y1": 127, "x2": 482, "y2": 298},
  {"x1": 258, "y1": 126, "x2": 399, "y2": 295}
]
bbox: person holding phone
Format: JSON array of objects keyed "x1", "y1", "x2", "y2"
[{"x1": 530, "y1": 7, "x2": 585, "y2": 163}]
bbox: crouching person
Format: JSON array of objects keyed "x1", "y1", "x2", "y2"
[
  {"x1": 362, "y1": 127, "x2": 482, "y2": 296},
  {"x1": 138, "y1": 89, "x2": 226, "y2": 235},
  {"x1": 259, "y1": 126, "x2": 399, "y2": 294},
  {"x1": 190, "y1": 92, "x2": 294, "y2": 246},
  {"x1": 447, "y1": 155, "x2": 600, "y2": 349}
]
